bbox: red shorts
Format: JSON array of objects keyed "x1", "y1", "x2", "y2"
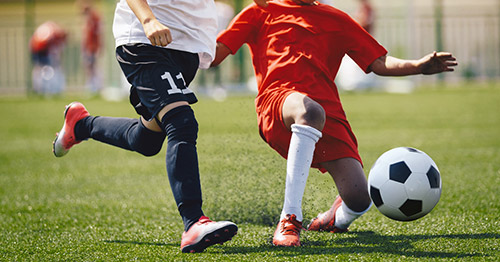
[{"x1": 256, "y1": 89, "x2": 362, "y2": 173}]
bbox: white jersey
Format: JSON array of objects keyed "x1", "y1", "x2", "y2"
[{"x1": 113, "y1": 0, "x2": 218, "y2": 69}]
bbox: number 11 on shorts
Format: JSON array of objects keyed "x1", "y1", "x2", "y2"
[{"x1": 161, "y1": 71, "x2": 193, "y2": 95}]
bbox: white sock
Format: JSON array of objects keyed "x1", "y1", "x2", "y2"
[
  {"x1": 280, "y1": 124, "x2": 322, "y2": 222},
  {"x1": 334, "y1": 201, "x2": 372, "y2": 229}
]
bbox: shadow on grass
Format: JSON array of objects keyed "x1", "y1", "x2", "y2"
[
  {"x1": 219, "y1": 231, "x2": 500, "y2": 259},
  {"x1": 103, "y1": 231, "x2": 499, "y2": 259},
  {"x1": 103, "y1": 239, "x2": 177, "y2": 248}
]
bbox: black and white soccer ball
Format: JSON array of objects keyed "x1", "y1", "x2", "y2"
[{"x1": 368, "y1": 147, "x2": 442, "y2": 221}]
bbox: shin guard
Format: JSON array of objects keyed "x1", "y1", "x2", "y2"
[{"x1": 161, "y1": 106, "x2": 204, "y2": 231}]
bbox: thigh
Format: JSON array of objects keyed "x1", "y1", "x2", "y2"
[
  {"x1": 320, "y1": 158, "x2": 371, "y2": 211},
  {"x1": 141, "y1": 116, "x2": 162, "y2": 132}
]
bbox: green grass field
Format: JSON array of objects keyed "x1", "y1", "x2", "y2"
[{"x1": 1, "y1": 85, "x2": 499, "y2": 261}]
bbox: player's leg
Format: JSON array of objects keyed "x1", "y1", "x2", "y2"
[
  {"x1": 158, "y1": 102, "x2": 203, "y2": 230},
  {"x1": 308, "y1": 158, "x2": 372, "y2": 231},
  {"x1": 280, "y1": 92, "x2": 325, "y2": 221},
  {"x1": 52, "y1": 99, "x2": 166, "y2": 158},
  {"x1": 273, "y1": 92, "x2": 324, "y2": 246},
  {"x1": 121, "y1": 46, "x2": 236, "y2": 253},
  {"x1": 153, "y1": 102, "x2": 236, "y2": 253},
  {"x1": 75, "y1": 114, "x2": 166, "y2": 157},
  {"x1": 109, "y1": 45, "x2": 205, "y2": 232},
  {"x1": 116, "y1": 45, "x2": 236, "y2": 251}
]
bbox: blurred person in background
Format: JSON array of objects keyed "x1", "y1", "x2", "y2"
[
  {"x1": 356, "y1": 0, "x2": 374, "y2": 33},
  {"x1": 336, "y1": 0, "x2": 378, "y2": 91},
  {"x1": 80, "y1": 1, "x2": 103, "y2": 94},
  {"x1": 30, "y1": 21, "x2": 67, "y2": 95}
]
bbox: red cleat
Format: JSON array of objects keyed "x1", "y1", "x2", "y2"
[
  {"x1": 180, "y1": 216, "x2": 237, "y2": 253},
  {"x1": 307, "y1": 195, "x2": 348, "y2": 233},
  {"x1": 52, "y1": 102, "x2": 89, "y2": 157},
  {"x1": 272, "y1": 214, "x2": 303, "y2": 247}
]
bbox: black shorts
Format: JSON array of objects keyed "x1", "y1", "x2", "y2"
[{"x1": 116, "y1": 44, "x2": 199, "y2": 121}]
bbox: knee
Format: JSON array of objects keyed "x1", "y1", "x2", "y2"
[
  {"x1": 161, "y1": 105, "x2": 198, "y2": 144},
  {"x1": 131, "y1": 120, "x2": 166, "y2": 157},
  {"x1": 134, "y1": 137, "x2": 165, "y2": 157},
  {"x1": 284, "y1": 93, "x2": 326, "y2": 130},
  {"x1": 299, "y1": 102, "x2": 326, "y2": 130},
  {"x1": 138, "y1": 143, "x2": 163, "y2": 157}
]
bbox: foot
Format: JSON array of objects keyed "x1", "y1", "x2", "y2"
[
  {"x1": 307, "y1": 195, "x2": 348, "y2": 233},
  {"x1": 180, "y1": 216, "x2": 238, "y2": 253},
  {"x1": 53, "y1": 102, "x2": 90, "y2": 157},
  {"x1": 272, "y1": 214, "x2": 303, "y2": 247}
]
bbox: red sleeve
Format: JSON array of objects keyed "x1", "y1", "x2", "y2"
[
  {"x1": 217, "y1": 4, "x2": 262, "y2": 55},
  {"x1": 342, "y1": 15, "x2": 387, "y2": 73}
]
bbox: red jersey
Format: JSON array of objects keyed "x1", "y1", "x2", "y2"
[
  {"x1": 83, "y1": 9, "x2": 102, "y2": 54},
  {"x1": 217, "y1": 0, "x2": 387, "y2": 168},
  {"x1": 30, "y1": 21, "x2": 67, "y2": 54}
]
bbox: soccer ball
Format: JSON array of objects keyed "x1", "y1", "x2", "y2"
[{"x1": 368, "y1": 147, "x2": 442, "y2": 221}]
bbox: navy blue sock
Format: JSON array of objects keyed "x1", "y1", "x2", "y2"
[
  {"x1": 75, "y1": 116, "x2": 166, "y2": 156},
  {"x1": 161, "y1": 106, "x2": 204, "y2": 231}
]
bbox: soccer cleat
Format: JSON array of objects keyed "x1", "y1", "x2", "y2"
[
  {"x1": 307, "y1": 195, "x2": 348, "y2": 233},
  {"x1": 272, "y1": 214, "x2": 303, "y2": 247},
  {"x1": 53, "y1": 102, "x2": 90, "y2": 157},
  {"x1": 180, "y1": 216, "x2": 238, "y2": 253}
]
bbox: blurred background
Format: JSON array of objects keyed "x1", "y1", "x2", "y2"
[{"x1": 0, "y1": 0, "x2": 499, "y2": 98}]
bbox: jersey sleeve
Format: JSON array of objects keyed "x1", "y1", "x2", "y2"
[
  {"x1": 217, "y1": 4, "x2": 261, "y2": 55},
  {"x1": 342, "y1": 16, "x2": 387, "y2": 73}
]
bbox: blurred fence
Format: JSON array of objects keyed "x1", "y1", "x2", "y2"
[
  {"x1": 0, "y1": 1, "x2": 499, "y2": 96},
  {"x1": 375, "y1": 11, "x2": 500, "y2": 83}
]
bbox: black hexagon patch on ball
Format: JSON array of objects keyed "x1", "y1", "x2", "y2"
[
  {"x1": 399, "y1": 199, "x2": 422, "y2": 217},
  {"x1": 426, "y1": 166, "x2": 440, "y2": 188},
  {"x1": 370, "y1": 186, "x2": 384, "y2": 207},
  {"x1": 389, "y1": 161, "x2": 412, "y2": 183}
]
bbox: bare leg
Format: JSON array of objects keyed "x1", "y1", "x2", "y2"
[
  {"x1": 141, "y1": 101, "x2": 189, "y2": 132},
  {"x1": 320, "y1": 158, "x2": 371, "y2": 212}
]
